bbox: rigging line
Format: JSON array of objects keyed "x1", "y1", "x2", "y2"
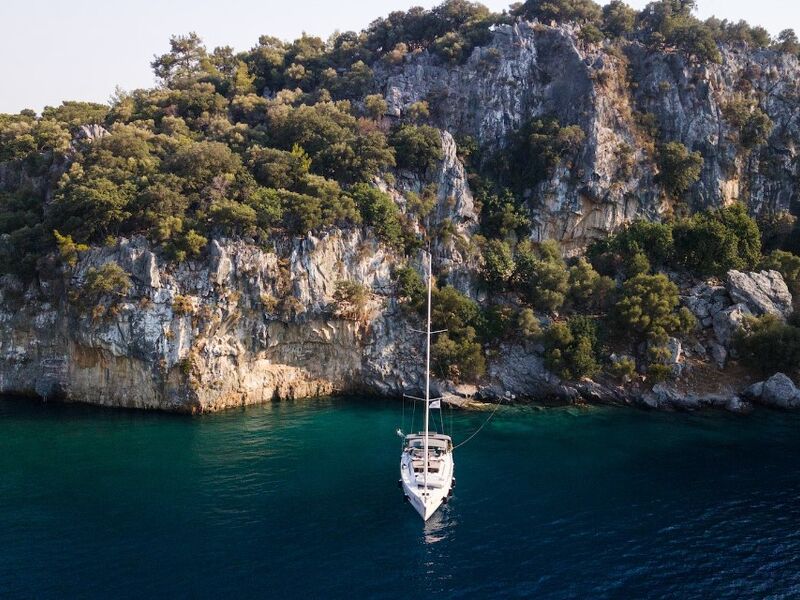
[
  {"x1": 453, "y1": 395, "x2": 504, "y2": 450},
  {"x1": 449, "y1": 401, "x2": 454, "y2": 438},
  {"x1": 401, "y1": 394, "x2": 406, "y2": 447},
  {"x1": 411, "y1": 391, "x2": 416, "y2": 434}
]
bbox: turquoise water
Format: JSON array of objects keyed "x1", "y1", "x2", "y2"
[{"x1": 2, "y1": 397, "x2": 800, "y2": 599}]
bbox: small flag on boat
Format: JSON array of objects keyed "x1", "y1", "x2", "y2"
[{"x1": 430, "y1": 400, "x2": 441, "y2": 409}]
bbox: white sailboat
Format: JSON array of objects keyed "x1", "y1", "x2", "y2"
[{"x1": 399, "y1": 253, "x2": 455, "y2": 521}]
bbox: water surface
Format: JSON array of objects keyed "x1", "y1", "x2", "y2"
[{"x1": 2, "y1": 397, "x2": 799, "y2": 598}]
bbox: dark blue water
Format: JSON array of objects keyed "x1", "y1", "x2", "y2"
[{"x1": 2, "y1": 396, "x2": 800, "y2": 599}]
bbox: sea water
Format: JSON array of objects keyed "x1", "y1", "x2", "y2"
[{"x1": 1, "y1": 396, "x2": 800, "y2": 599}]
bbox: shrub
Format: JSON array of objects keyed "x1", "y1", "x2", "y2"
[
  {"x1": 168, "y1": 229, "x2": 208, "y2": 262},
  {"x1": 580, "y1": 24, "x2": 605, "y2": 43},
  {"x1": 761, "y1": 250, "x2": 800, "y2": 294},
  {"x1": 567, "y1": 257, "x2": 615, "y2": 310},
  {"x1": 332, "y1": 280, "x2": 369, "y2": 320},
  {"x1": 497, "y1": 118, "x2": 586, "y2": 192},
  {"x1": 431, "y1": 285, "x2": 485, "y2": 382},
  {"x1": 432, "y1": 332, "x2": 486, "y2": 383},
  {"x1": 722, "y1": 97, "x2": 773, "y2": 149},
  {"x1": 614, "y1": 220, "x2": 674, "y2": 268},
  {"x1": 517, "y1": 308, "x2": 543, "y2": 340},
  {"x1": 350, "y1": 184, "x2": 403, "y2": 250},
  {"x1": 517, "y1": 0, "x2": 602, "y2": 24},
  {"x1": 609, "y1": 356, "x2": 637, "y2": 381},
  {"x1": 616, "y1": 273, "x2": 682, "y2": 339},
  {"x1": 758, "y1": 211, "x2": 796, "y2": 252},
  {"x1": 658, "y1": 141, "x2": 703, "y2": 198},
  {"x1": 638, "y1": 1, "x2": 721, "y2": 63},
  {"x1": 432, "y1": 285, "x2": 480, "y2": 331},
  {"x1": 209, "y1": 199, "x2": 258, "y2": 236},
  {"x1": 514, "y1": 240, "x2": 568, "y2": 313},
  {"x1": 394, "y1": 266, "x2": 426, "y2": 311},
  {"x1": 364, "y1": 94, "x2": 388, "y2": 120},
  {"x1": 647, "y1": 363, "x2": 674, "y2": 383},
  {"x1": 407, "y1": 101, "x2": 430, "y2": 122},
  {"x1": 734, "y1": 314, "x2": 800, "y2": 375},
  {"x1": 602, "y1": 1, "x2": 636, "y2": 37},
  {"x1": 389, "y1": 124, "x2": 443, "y2": 172},
  {"x1": 775, "y1": 29, "x2": 800, "y2": 55},
  {"x1": 673, "y1": 203, "x2": 761, "y2": 275},
  {"x1": 172, "y1": 295, "x2": 194, "y2": 316},
  {"x1": 481, "y1": 239, "x2": 515, "y2": 286},
  {"x1": 246, "y1": 145, "x2": 310, "y2": 189},
  {"x1": 53, "y1": 230, "x2": 89, "y2": 268},
  {"x1": 544, "y1": 316, "x2": 600, "y2": 380},
  {"x1": 479, "y1": 305, "x2": 516, "y2": 341},
  {"x1": 79, "y1": 262, "x2": 132, "y2": 312}
]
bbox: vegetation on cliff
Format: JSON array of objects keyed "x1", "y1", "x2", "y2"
[{"x1": 1, "y1": 0, "x2": 800, "y2": 388}]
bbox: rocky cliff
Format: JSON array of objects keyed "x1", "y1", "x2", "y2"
[
  {"x1": 379, "y1": 20, "x2": 800, "y2": 251},
  {"x1": 1, "y1": 14, "x2": 799, "y2": 412}
]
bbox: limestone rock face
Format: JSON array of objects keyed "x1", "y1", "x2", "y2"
[
  {"x1": 726, "y1": 270, "x2": 793, "y2": 318},
  {"x1": 3, "y1": 18, "x2": 800, "y2": 413},
  {"x1": 0, "y1": 136, "x2": 489, "y2": 412},
  {"x1": 378, "y1": 21, "x2": 800, "y2": 251}
]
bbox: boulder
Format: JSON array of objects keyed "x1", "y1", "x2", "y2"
[
  {"x1": 712, "y1": 303, "x2": 752, "y2": 347},
  {"x1": 684, "y1": 282, "x2": 731, "y2": 322},
  {"x1": 726, "y1": 270, "x2": 793, "y2": 318},
  {"x1": 757, "y1": 373, "x2": 800, "y2": 409}
]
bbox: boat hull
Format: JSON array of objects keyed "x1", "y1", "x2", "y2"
[{"x1": 400, "y1": 449, "x2": 454, "y2": 521}]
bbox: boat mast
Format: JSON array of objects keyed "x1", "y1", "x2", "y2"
[{"x1": 423, "y1": 251, "x2": 432, "y2": 495}]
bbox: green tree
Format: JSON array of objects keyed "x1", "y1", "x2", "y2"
[
  {"x1": 514, "y1": 240, "x2": 569, "y2": 312},
  {"x1": 723, "y1": 97, "x2": 773, "y2": 149},
  {"x1": 247, "y1": 145, "x2": 310, "y2": 190},
  {"x1": 673, "y1": 203, "x2": 761, "y2": 275},
  {"x1": 349, "y1": 184, "x2": 403, "y2": 249},
  {"x1": 51, "y1": 177, "x2": 135, "y2": 242},
  {"x1": 544, "y1": 316, "x2": 600, "y2": 379},
  {"x1": 776, "y1": 29, "x2": 800, "y2": 55},
  {"x1": 567, "y1": 257, "x2": 615, "y2": 309},
  {"x1": 498, "y1": 118, "x2": 586, "y2": 192},
  {"x1": 42, "y1": 101, "x2": 109, "y2": 131},
  {"x1": 151, "y1": 32, "x2": 209, "y2": 84},
  {"x1": 209, "y1": 199, "x2": 258, "y2": 236},
  {"x1": 616, "y1": 273, "x2": 682, "y2": 339},
  {"x1": 431, "y1": 285, "x2": 485, "y2": 382},
  {"x1": 517, "y1": 308, "x2": 543, "y2": 339},
  {"x1": 517, "y1": 0, "x2": 602, "y2": 24},
  {"x1": 481, "y1": 239, "x2": 515, "y2": 286},
  {"x1": 735, "y1": 314, "x2": 800, "y2": 375},
  {"x1": 332, "y1": 280, "x2": 369, "y2": 320},
  {"x1": 394, "y1": 266, "x2": 426, "y2": 311},
  {"x1": 602, "y1": 1, "x2": 636, "y2": 36},
  {"x1": 658, "y1": 141, "x2": 703, "y2": 197},
  {"x1": 53, "y1": 230, "x2": 89, "y2": 268},
  {"x1": 364, "y1": 94, "x2": 388, "y2": 120},
  {"x1": 81, "y1": 262, "x2": 132, "y2": 303},
  {"x1": 390, "y1": 124, "x2": 443, "y2": 172}
]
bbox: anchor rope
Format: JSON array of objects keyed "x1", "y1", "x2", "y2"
[{"x1": 452, "y1": 395, "x2": 504, "y2": 450}]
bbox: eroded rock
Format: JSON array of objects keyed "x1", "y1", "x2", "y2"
[{"x1": 726, "y1": 270, "x2": 793, "y2": 318}]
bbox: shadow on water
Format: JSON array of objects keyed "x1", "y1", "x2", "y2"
[{"x1": 2, "y1": 395, "x2": 800, "y2": 599}]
